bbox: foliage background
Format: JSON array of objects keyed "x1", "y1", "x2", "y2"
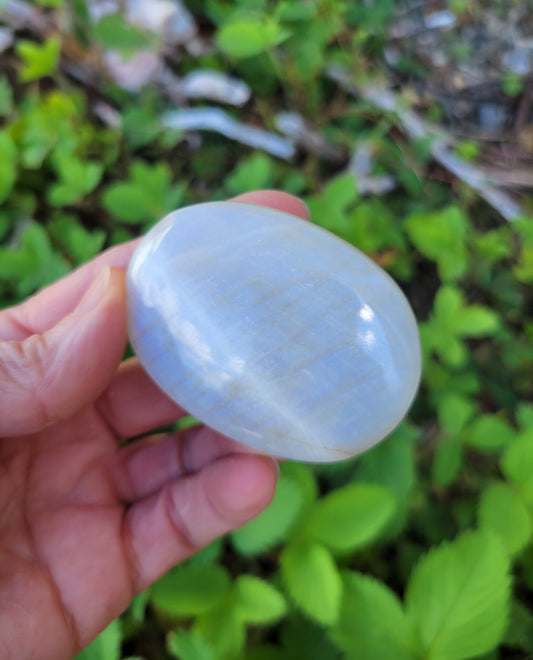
[{"x1": 1, "y1": 0, "x2": 533, "y2": 658}]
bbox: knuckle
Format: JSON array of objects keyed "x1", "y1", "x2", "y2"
[
  {"x1": 164, "y1": 484, "x2": 200, "y2": 552},
  {"x1": 0, "y1": 334, "x2": 51, "y2": 428}
]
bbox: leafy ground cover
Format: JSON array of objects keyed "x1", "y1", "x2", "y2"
[{"x1": 1, "y1": 1, "x2": 533, "y2": 658}]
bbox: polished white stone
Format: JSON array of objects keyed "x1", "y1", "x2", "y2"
[{"x1": 126, "y1": 202, "x2": 421, "y2": 462}]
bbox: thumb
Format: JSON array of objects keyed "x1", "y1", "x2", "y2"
[{"x1": 0, "y1": 267, "x2": 128, "y2": 436}]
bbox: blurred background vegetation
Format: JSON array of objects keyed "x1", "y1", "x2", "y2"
[{"x1": 1, "y1": 0, "x2": 533, "y2": 658}]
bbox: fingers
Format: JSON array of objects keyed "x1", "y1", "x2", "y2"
[
  {"x1": 95, "y1": 358, "x2": 185, "y2": 439},
  {"x1": 111, "y1": 425, "x2": 254, "y2": 502},
  {"x1": 122, "y1": 453, "x2": 278, "y2": 592},
  {"x1": 0, "y1": 240, "x2": 139, "y2": 341},
  {"x1": 231, "y1": 190, "x2": 309, "y2": 219},
  {"x1": 0, "y1": 268, "x2": 128, "y2": 436}
]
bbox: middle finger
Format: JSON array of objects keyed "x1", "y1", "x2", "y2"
[
  {"x1": 110, "y1": 425, "x2": 256, "y2": 503},
  {"x1": 95, "y1": 357, "x2": 186, "y2": 439}
]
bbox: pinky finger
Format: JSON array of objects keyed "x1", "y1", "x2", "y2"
[{"x1": 122, "y1": 453, "x2": 278, "y2": 592}]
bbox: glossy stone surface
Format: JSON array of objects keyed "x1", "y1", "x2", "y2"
[{"x1": 127, "y1": 202, "x2": 421, "y2": 462}]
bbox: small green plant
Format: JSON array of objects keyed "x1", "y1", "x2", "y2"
[
  {"x1": 16, "y1": 36, "x2": 61, "y2": 81},
  {"x1": 102, "y1": 162, "x2": 185, "y2": 226},
  {"x1": 502, "y1": 72, "x2": 524, "y2": 97}
]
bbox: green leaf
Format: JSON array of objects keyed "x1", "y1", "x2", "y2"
[
  {"x1": 501, "y1": 429, "x2": 533, "y2": 484},
  {"x1": 0, "y1": 211, "x2": 11, "y2": 241},
  {"x1": 128, "y1": 589, "x2": 150, "y2": 623},
  {"x1": 122, "y1": 106, "x2": 162, "y2": 149},
  {"x1": 517, "y1": 403, "x2": 533, "y2": 430},
  {"x1": 513, "y1": 218, "x2": 533, "y2": 284},
  {"x1": 464, "y1": 415, "x2": 515, "y2": 452},
  {"x1": 168, "y1": 630, "x2": 216, "y2": 660},
  {"x1": 503, "y1": 600, "x2": 533, "y2": 652},
  {"x1": 151, "y1": 565, "x2": 231, "y2": 617},
  {"x1": 246, "y1": 645, "x2": 287, "y2": 660},
  {"x1": 424, "y1": 359, "x2": 480, "y2": 396},
  {"x1": 307, "y1": 174, "x2": 358, "y2": 241},
  {"x1": 503, "y1": 71, "x2": 524, "y2": 97},
  {"x1": 48, "y1": 153, "x2": 103, "y2": 206},
  {"x1": 225, "y1": 153, "x2": 275, "y2": 195},
  {"x1": 93, "y1": 13, "x2": 153, "y2": 55},
  {"x1": 276, "y1": 1, "x2": 317, "y2": 21},
  {"x1": 474, "y1": 227, "x2": 511, "y2": 262},
  {"x1": 0, "y1": 236, "x2": 38, "y2": 280},
  {"x1": 405, "y1": 205, "x2": 468, "y2": 281},
  {"x1": 406, "y1": 530, "x2": 511, "y2": 660},
  {"x1": 281, "y1": 461, "x2": 318, "y2": 506},
  {"x1": 280, "y1": 616, "x2": 341, "y2": 660},
  {"x1": 48, "y1": 214, "x2": 106, "y2": 265},
  {"x1": 479, "y1": 482, "x2": 532, "y2": 555},
  {"x1": 74, "y1": 619, "x2": 120, "y2": 660},
  {"x1": 187, "y1": 538, "x2": 223, "y2": 568},
  {"x1": 0, "y1": 131, "x2": 17, "y2": 204},
  {"x1": 433, "y1": 286, "x2": 462, "y2": 323},
  {"x1": 427, "y1": 287, "x2": 499, "y2": 346},
  {"x1": 194, "y1": 601, "x2": 245, "y2": 660},
  {"x1": 231, "y1": 469, "x2": 304, "y2": 555},
  {"x1": 102, "y1": 161, "x2": 183, "y2": 224},
  {"x1": 519, "y1": 478, "x2": 533, "y2": 511},
  {"x1": 422, "y1": 286, "x2": 496, "y2": 368},
  {"x1": 304, "y1": 483, "x2": 395, "y2": 552},
  {"x1": 435, "y1": 335, "x2": 466, "y2": 368},
  {"x1": 103, "y1": 183, "x2": 154, "y2": 223},
  {"x1": 283, "y1": 11, "x2": 342, "y2": 81},
  {"x1": 0, "y1": 221, "x2": 69, "y2": 297},
  {"x1": 11, "y1": 90, "x2": 82, "y2": 169},
  {"x1": 280, "y1": 541, "x2": 341, "y2": 625},
  {"x1": 357, "y1": 425, "x2": 417, "y2": 502},
  {"x1": 16, "y1": 37, "x2": 61, "y2": 82},
  {"x1": 454, "y1": 139, "x2": 480, "y2": 161},
  {"x1": 235, "y1": 575, "x2": 287, "y2": 625},
  {"x1": 436, "y1": 393, "x2": 475, "y2": 435},
  {"x1": 347, "y1": 198, "x2": 407, "y2": 256},
  {"x1": 216, "y1": 18, "x2": 290, "y2": 58},
  {"x1": 515, "y1": 245, "x2": 533, "y2": 283},
  {"x1": 0, "y1": 76, "x2": 13, "y2": 117},
  {"x1": 451, "y1": 305, "x2": 500, "y2": 337},
  {"x1": 357, "y1": 426, "x2": 417, "y2": 536},
  {"x1": 331, "y1": 572, "x2": 419, "y2": 660},
  {"x1": 432, "y1": 435, "x2": 462, "y2": 488}
]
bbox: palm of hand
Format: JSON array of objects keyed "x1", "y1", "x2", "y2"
[{"x1": 0, "y1": 407, "x2": 131, "y2": 658}]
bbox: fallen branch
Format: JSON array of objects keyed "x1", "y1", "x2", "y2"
[
  {"x1": 162, "y1": 108, "x2": 296, "y2": 160},
  {"x1": 327, "y1": 65, "x2": 524, "y2": 221}
]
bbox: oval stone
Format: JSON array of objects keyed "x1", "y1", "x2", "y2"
[{"x1": 126, "y1": 202, "x2": 421, "y2": 462}]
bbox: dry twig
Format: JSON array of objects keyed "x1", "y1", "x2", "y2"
[{"x1": 327, "y1": 65, "x2": 525, "y2": 221}]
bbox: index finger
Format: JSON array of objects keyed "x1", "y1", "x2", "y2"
[{"x1": 0, "y1": 240, "x2": 140, "y2": 341}]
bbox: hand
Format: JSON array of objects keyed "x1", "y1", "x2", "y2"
[{"x1": 0, "y1": 191, "x2": 309, "y2": 660}]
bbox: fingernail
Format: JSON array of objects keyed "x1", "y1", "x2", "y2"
[
  {"x1": 74, "y1": 267, "x2": 111, "y2": 316},
  {"x1": 299, "y1": 197, "x2": 311, "y2": 218}
]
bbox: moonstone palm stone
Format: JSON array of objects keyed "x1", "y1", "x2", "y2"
[{"x1": 126, "y1": 202, "x2": 421, "y2": 462}]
